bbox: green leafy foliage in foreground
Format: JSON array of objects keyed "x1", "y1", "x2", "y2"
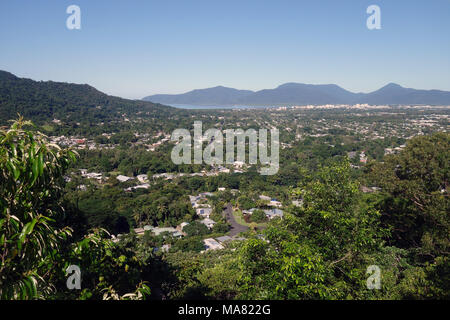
[
  {"x1": 0, "y1": 118, "x2": 75, "y2": 299},
  {"x1": 238, "y1": 161, "x2": 385, "y2": 299},
  {"x1": 0, "y1": 119, "x2": 152, "y2": 299},
  {"x1": 48, "y1": 229, "x2": 152, "y2": 300}
]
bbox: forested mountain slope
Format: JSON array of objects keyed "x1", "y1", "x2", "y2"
[{"x1": 0, "y1": 70, "x2": 174, "y2": 125}]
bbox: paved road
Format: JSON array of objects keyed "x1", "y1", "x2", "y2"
[{"x1": 224, "y1": 203, "x2": 248, "y2": 236}]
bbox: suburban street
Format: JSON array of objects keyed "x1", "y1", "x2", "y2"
[{"x1": 224, "y1": 203, "x2": 248, "y2": 236}]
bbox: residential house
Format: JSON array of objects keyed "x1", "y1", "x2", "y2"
[
  {"x1": 233, "y1": 161, "x2": 245, "y2": 168},
  {"x1": 268, "y1": 199, "x2": 282, "y2": 207},
  {"x1": 263, "y1": 208, "x2": 284, "y2": 220},
  {"x1": 125, "y1": 183, "x2": 150, "y2": 192},
  {"x1": 196, "y1": 207, "x2": 212, "y2": 218},
  {"x1": 360, "y1": 151, "x2": 368, "y2": 164},
  {"x1": 200, "y1": 218, "x2": 216, "y2": 229},
  {"x1": 242, "y1": 208, "x2": 257, "y2": 215},
  {"x1": 117, "y1": 175, "x2": 133, "y2": 183},
  {"x1": 203, "y1": 238, "x2": 224, "y2": 251},
  {"x1": 133, "y1": 228, "x2": 145, "y2": 236},
  {"x1": 137, "y1": 174, "x2": 149, "y2": 183},
  {"x1": 85, "y1": 172, "x2": 102, "y2": 181},
  {"x1": 151, "y1": 227, "x2": 183, "y2": 238}
]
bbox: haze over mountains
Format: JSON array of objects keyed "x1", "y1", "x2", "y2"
[
  {"x1": 143, "y1": 83, "x2": 450, "y2": 106},
  {"x1": 1, "y1": 69, "x2": 449, "y2": 122}
]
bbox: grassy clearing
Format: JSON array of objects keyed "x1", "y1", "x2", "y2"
[{"x1": 232, "y1": 209, "x2": 267, "y2": 228}]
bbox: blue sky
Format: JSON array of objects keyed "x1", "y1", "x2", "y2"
[{"x1": 0, "y1": 0, "x2": 449, "y2": 99}]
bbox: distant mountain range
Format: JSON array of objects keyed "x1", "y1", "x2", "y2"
[
  {"x1": 1, "y1": 69, "x2": 448, "y2": 125},
  {"x1": 0, "y1": 70, "x2": 174, "y2": 125},
  {"x1": 143, "y1": 83, "x2": 450, "y2": 106}
]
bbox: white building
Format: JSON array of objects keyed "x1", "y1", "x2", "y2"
[
  {"x1": 233, "y1": 161, "x2": 245, "y2": 168},
  {"x1": 263, "y1": 208, "x2": 284, "y2": 220},
  {"x1": 117, "y1": 175, "x2": 134, "y2": 182},
  {"x1": 196, "y1": 207, "x2": 212, "y2": 218},
  {"x1": 85, "y1": 172, "x2": 102, "y2": 180},
  {"x1": 137, "y1": 174, "x2": 149, "y2": 183},
  {"x1": 203, "y1": 238, "x2": 224, "y2": 251},
  {"x1": 125, "y1": 183, "x2": 150, "y2": 192},
  {"x1": 269, "y1": 199, "x2": 282, "y2": 208},
  {"x1": 145, "y1": 226, "x2": 183, "y2": 238}
]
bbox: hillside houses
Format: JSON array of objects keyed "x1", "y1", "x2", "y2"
[
  {"x1": 76, "y1": 171, "x2": 149, "y2": 192},
  {"x1": 237, "y1": 194, "x2": 286, "y2": 220},
  {"x1": 384, "y1": 144, "x2": 406, "y2": 155},
  {"x1": 243, "y1": 207, "x2": 284, "y2": 220},
  {"x1": 259, "y1": 195, "x2": 282, "y2": 207},
  {"x1": 149, "y1": 165, "x2": 246, "y2": 181},
  {"x1": 202, "y1": 235, "x2": 245, "y2": 252},
  {"x1": 189, "y1": 193, "x2": 214, "y2": 217},
  {"x1": 125, "y1": 183, "x2": 150, "y2": 192},
  {"x1": 79, "y1": 169, "x2": 103, "y2": 181},
  {"x1": 189, "y1": 193, "x2": 217, "y2": 227},
  {"x1": 133, "y1": 226, "x2": 183, "y2": 238}
]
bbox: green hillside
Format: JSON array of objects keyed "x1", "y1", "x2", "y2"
[{"x1": 0, "y1": 70, "x2": 174, "y2": 125}]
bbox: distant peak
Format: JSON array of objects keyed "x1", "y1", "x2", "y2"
[
  {"x1": 383, "y1": 82, "x2": 403, "y2": 89},
  {"x1": 277, "y1": 82, "x2": 304, "y2": 88},
  {"x1": 199, "y1": 85, "x2": 235, "y2": 91},
  {"x1": 276, "y1": 82, "x2": 342, "y2": 89}
]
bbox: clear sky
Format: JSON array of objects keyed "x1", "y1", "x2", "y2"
[{"x1": 0, "y1": 0, "x2": 449, "y2": 99}]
